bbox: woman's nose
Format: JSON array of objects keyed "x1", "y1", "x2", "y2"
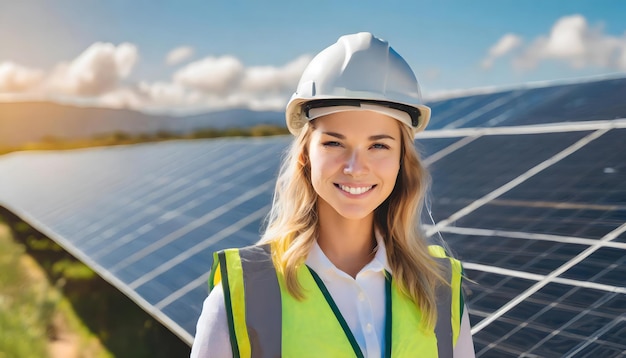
[{"x1": 343, "y1": 150, "x2": 368, "y2": 176}]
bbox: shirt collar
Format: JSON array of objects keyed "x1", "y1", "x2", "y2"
[
  {"x1": 305, "y1": 230, "x2": 392, "y2": 277},
  {"x1": 368, "y1": 230, "x2": 392, "y2": 273}
]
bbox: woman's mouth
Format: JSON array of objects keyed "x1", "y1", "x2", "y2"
[{"x1": 336, "y1": 184, "x2": 375, "y2": 195}]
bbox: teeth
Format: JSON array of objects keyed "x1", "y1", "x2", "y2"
[{"x1": 339, "y1": 185, "x2": 373, "y2": 195}]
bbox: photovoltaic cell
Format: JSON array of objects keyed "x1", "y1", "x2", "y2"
[
  {"x1": 463, "y1": 270, "x2": 536, "y2": 320},
  {"x1": 559, "y1": 247, "x2": 626, "y2": 286}
]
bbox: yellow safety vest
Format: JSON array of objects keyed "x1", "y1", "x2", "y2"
[{"x1": 209, "y1": 244, "x2": 463, "y2": 358}]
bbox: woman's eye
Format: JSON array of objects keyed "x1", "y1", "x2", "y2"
[
  {"x1": 322, "y1": 141, "x2": 342, "y2": 147},
  {"x1": 371, "y1": 143, "x2": 390, "y2": 150}
]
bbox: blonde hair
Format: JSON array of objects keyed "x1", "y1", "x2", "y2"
[{"x1": 258, "y1": 120, "x2": 446, "y2": 328}]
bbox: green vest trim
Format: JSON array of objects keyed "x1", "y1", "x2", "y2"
[
  {"x1": 216, "y1": 251, "x2": 241, "y2": 358},
  {"x1": 384, "y1": 271, "x2": 392, "y2": 358}
]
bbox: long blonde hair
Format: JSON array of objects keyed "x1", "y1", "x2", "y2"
[{"x1": 258, "y1": 120, "x2": 445, "y2": 328}]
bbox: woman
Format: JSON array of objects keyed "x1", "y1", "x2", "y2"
[{"x1": 191, "y1": 32, "x2": 475, "y2": 358}]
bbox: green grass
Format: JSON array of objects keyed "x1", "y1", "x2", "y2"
[
  {"x1": 0, "y1": 224, "x2": 50, "y2": 357},
  {"x1": 0, "y1": 211, "x2": 191, "y2": 357},
  {"x1": 0, "y1": 218, "x2": 112, "y2": 358},
  {"x1": 0, "y1": 125, "x2": 290, "y2": 156}
]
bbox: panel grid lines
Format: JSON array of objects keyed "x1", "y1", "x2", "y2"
[
  {"x1": 110, "y1": 179, "x2": 275, "y2": 274},
  {"x1": 427, "y1": 128, "x2": 609, "y2": 236},
  {"x1": 422, "y1": 135, "x2": 481, "y2": 166},
  {"x1": 463, "y1": 262, "x2": 626, "y2": 294},
  {"x1": 432, "y1": 225, "x2": 626, "y2": 250},
  {"x1": 128, "y1": 201, "x2": 272, "y2": 289},
  {"x1": 471, "y1": 222, "x2": 626, "y2": 335}
]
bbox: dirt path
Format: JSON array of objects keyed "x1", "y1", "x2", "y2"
[{"x1": 48, "y1": 315, "x2": 80, "y2": 358}]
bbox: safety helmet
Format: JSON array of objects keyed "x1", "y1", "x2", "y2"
[{"x1": 286, "y1": 32, "x2": 431, "y2": 136}]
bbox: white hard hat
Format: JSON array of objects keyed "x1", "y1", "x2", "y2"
[{"x1": 286, "y1": 32, "x2": 431, "y2": 136}]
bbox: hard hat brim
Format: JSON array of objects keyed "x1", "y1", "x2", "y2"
[{"x1": 286, "y1": 97, "x2": 431, "y2": 136}]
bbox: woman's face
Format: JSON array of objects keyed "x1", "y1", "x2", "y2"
[{"x1": 307, "y1": 110, "x2": 402, "y2": 222}]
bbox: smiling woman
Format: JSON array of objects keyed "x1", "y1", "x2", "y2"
[{"x1": 191, "y1": 32, "x2": 475, "y2": 358}]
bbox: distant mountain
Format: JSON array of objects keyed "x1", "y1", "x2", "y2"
[
  {"x1": 0, "y1": 102, "x2": 284, "y2": 147},
  {"x1": 180, "y1": 108, "x2": 284, "y2": 131},
  {"x1": 3, "y1": 76, "x2": 626, "y2": 148}
]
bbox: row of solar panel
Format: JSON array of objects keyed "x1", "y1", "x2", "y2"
[
  {"x1": 1, "y1": 124, "x2": 624, "y2": 351},
  {"x1": 17, "y1": 128, "x2": 625, "y2": 250},
  {"x1": 426, "y1": 77, "x2": 626, "y2": 129}
]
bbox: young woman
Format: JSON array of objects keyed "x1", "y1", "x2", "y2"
[{"x1": 191, "y1": 32, "x2": 475, "y2": 358}]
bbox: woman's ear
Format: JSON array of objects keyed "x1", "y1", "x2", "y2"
[{"x1": 298, "y1": 151, "x2": 309, "y2": 167}]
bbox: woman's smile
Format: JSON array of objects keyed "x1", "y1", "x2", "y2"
[{"x1": 335, "y1": 183, "x2": 376, "y2": 196}]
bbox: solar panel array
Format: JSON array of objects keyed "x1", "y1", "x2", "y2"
[{"x1": 1, "y1": 76, "x2": 625, "y2": 357}]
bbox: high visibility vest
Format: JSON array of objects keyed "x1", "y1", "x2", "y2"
[{"x1": 209, "y1": 244, "x2": 463, "y2": 358}]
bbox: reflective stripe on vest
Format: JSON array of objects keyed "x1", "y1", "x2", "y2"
[{"x1": 210, "y1": 244, "x2": 463, "y2": 358}]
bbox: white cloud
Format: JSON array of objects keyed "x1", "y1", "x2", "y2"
[
  {"x1": 46, "y1": 42, "x2": 139, "y2": 96},
  {"x1": 173, "y1": 56, "x2": 244, "y2": 94},
  {"x1": 97, "y1": 86, "x2": 147, "y2": 110},
  {"x1": 96, "y1": 82, "x2": 211, "y2": 112},
  {"x1": 139, "y1": 81, "x2": 192, "y2": 104},
  {"x1": 163, "y1": 54, "x2": 311, "y2": 111},
  {"x1": 0, "y1": 61, "x2": 45, "y2": 92},
  {"x1": 137, "y1": 56, "x2": 311, "y2": 111},
  {"x1": 229, "y1": 55, "x2": 311, "y2": 111},
  {"x1": 107, "y1": 55, "x2": 311, "y2": 113},
  {"x1": 166, "y1": 46, "x2": 194, "y2": 66},
  {"x1": 487, "y1": 14, "x2": 626, "y2": 71},
  {"x1": 481, "y1": 34, "x2": 523, "y2": 69},
  {"x1": 0, "y1": 41, "x2": 311, "y2": 113},
  {"x1": 240, "y1": 55, "x2": 311, "y2": 93},
  {"x1": 139, "y1": 81, "x2": 207, "y2": 108}
]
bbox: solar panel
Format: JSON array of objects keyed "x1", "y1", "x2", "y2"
[{"x1": 0, "y1": 77, "x2": 625, "y2": 356}]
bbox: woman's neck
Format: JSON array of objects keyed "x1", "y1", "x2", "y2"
[{"x1": 316, "y1": 211, "x2": 376, "y2": 278}]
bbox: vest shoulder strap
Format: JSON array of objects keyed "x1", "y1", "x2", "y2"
[
  {"x1": 431, "y1": 245, "x2": 454, "y2": 358},
  {"x1": 211, "y1": 244, "x2": 281, "y2": 358},
  {"x1": 429, "y1": 244, "x2": 465, "y2": 353}
]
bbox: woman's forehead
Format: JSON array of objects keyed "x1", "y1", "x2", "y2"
[{"x1": 312, "y1": 111, "x2": 403, "y2": 136}]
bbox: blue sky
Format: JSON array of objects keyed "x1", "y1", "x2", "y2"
[{"x1": 1, "y1": 0, "x2": 625, "y2": 113}]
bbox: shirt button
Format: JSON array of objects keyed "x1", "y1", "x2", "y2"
[
  {"x1": 358, "y1": 292, "x2": 365, "y2": 301},
  {"x1": 366, "y1": 323, "x2": 373, "y2": 332}
]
